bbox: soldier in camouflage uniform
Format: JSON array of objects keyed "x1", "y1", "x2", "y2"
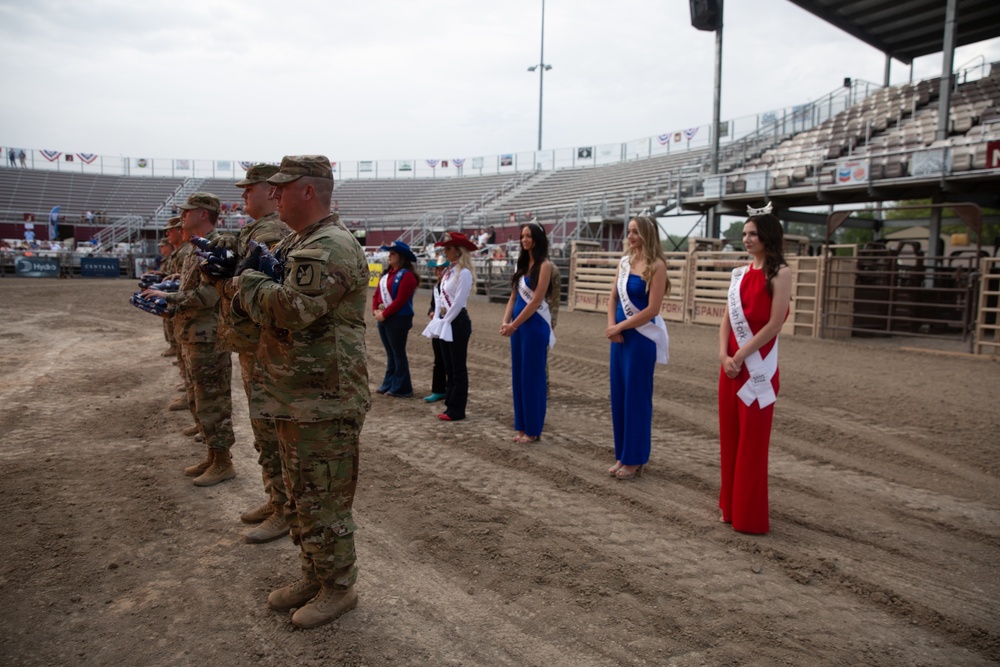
[
  {"x1": 164, "y1": 216, "x2": 195, "y2": 412},
  {"x1": 156, "y1": 237, "x2": 177, "y2": 357},
  {"x1": 235, "y1": 155, "x2": 370, "y2": 630},
  {"x1": 215, "y1": 163, "x2": 292, "y2": 543},
  {"x1": 145, "y1": 192, "x2": 237, "y2": 486}
]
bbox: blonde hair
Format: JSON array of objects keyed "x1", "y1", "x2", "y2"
[
  {"x1": 628, "y1": 216, "x2": 671, "y2": 296},
  {"x1": 451, "y1": 245, "x2": 477, "y2": 283}
]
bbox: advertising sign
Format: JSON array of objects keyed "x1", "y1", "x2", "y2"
[
  {"x1": 81, "y1": 257, "x2": 121, "y2": 277},
  {"x1": 835, "y1": 159, "x2": 869, "y2": 185},
  {"x1": 15, "y1": 255, "x2": 60, "y2": 277}
]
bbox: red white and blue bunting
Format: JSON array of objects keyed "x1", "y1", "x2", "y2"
[{"x1": 41, "y1": 150, "x2": 62, "y2": 162}]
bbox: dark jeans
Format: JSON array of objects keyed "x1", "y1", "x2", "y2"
[
  {"x1": 377, "y1": 314, "x2": 413, "y2": 396},
  {"x1": 441, "y1": 309, "x2": 471, "y2": 419},
  {"x1": 431, "y1": 337, "x2": 447, "y2": 394}
]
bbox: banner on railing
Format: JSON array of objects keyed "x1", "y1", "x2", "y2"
[
  {"x1": 987, "y1": 141, "x2": 1000, "y2": 169},
  {"x1": 835, "y1": 159, "x2": 869, "y2": 185},
  {"x1": 745, "y1": 170, "x2": 769, "y2": 193},
  {"x1": 910, "y1": 148, "x2": 950, "y2": 176},
  {"x1": 15, "y1": 255, "x2": 59, "y2": 277},
  {"x1": 703, "y1": 176, "x2": 725, "y2": 198},
  {"x1": 81, "y1": 257, "x2": 120, "y2": 277}
]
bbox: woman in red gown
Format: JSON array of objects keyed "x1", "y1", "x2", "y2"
[{"x1": 717, "y1": 204, "x2": 791, "y2": 534}]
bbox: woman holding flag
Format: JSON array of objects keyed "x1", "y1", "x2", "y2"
[
  {"x1": 500, "y1": 222, "x2": 555, "y2": 443},
  {"x1": 717, "y1": 203, "x2": 791, "y2": 534},
  {"x1": 605, "y1": 215, "x2": 670, "y2": 480}
]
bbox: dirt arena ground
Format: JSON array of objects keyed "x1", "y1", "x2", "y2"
[{"x1": 0, "y1": 277, "x2": 998, "y2": 667}]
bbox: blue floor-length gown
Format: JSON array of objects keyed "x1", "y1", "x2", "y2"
[
  {"x1": 511, "y1": 275, "x2": 550, "y2": 438},
  {"x1": 609, "y1": 274, "x2": 657, "y2": 466}
]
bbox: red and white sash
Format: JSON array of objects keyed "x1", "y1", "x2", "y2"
[
  {"x1": 516, "y1": 275, "x2": 556, "y2": 349},
  {"x1": 616, "y1": 256, "x2": 669, "y2": 365},
  {"x1": 728, "y1": 265, "x2": 777, "y2": 408},
  {"x1": 378, "y1": 272, "x2": 392, "y2": 306}
]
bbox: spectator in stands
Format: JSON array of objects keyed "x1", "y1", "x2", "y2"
[
  {"x1": 24, "y1": 228, "x2": 35, "y2": 244},
  {"x1": 477, "y1": 227, "x2": 489, "y2": 249},
  {"x1": 717, "y1": 203, "x2": 790, "y2": 535},
  {"x1": 500, "y1": 223, "x2": 554, "y2": 443},
  {"x1": 18, "y1": 150, "x2": 26, "y2": 168},
  {"x1": 487, "y1": 226, "x2": 497, "y2": 244},
  {"x1": 171, "y1": 203, "x2": 179, "y2": 215},
  {"x1": 606, "y1": 215, "x2": 670, "y2": 481},
  {"x1": 422, "y1": 232, "x2": 478, "y2": 421},
  {"x1": 372, "y1": 240, "x2": 419, "y2": 398},
  {"x1": 7, "y1": 148, "x2": 15, "y2": 167}
]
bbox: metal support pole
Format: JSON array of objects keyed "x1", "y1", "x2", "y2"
[
  {"x1": 707, "y1": 0, "x2": 724, "y2": 238},
  {"x1": 883, "y1": 54, "x2": 891, "y2": 87},
  {"x1": 936, "y1": 0, "x2": 958, "y2": 142},
  {"x1": 537, "y1": 0, "x2": 546, "y2": 151}
]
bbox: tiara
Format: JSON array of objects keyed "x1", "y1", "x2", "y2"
[
  {"x1": 747, "y1": 202, "x2": 773, "y2": 217},
  {"x1": 637, "y1": 208, "x2": 650, "y2": 217}
]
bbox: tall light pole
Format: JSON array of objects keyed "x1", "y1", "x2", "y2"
[{"x1": 526, "y1": 0, "x2": 552, "y2": 151}]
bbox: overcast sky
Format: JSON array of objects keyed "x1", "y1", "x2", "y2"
[{"x1": 2, "y1": 0, "x2": 998, "y2": 163}]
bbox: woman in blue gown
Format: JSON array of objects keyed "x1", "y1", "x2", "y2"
[
  {"x1": 605, "y1": 216, "x2": 670, "y2": 480},
  {"x1": 501, "y1": 223, "x2": 554, "y2": 443}
]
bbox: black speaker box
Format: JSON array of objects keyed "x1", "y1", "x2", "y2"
[{"x1": 690, "y1": 0, "x2": 721, "y2": 31}]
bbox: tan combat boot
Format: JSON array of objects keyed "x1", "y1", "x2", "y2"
[
  {"x1": 168, "y1": 395, "x2": 188, "y2": 411},
  {"x1": 175, "y1": 383, "x2": 185, "y2": 392},
  {"x1": 241, "y1": 500, "x2": 276, "y2": 524},
  {"x1": 267, "y1": 578, "x2": 321, "y2": 612},
  {"x1": 182, "y1": 424, "x2": 200, "y2": 437},
  {"x1": 291, "y1": 586, "x2": 358, "y2": 629},
  {"x1": 193, "y1": 449, "x2": 236, "y2": 487},
  {"x1": 161, "y1": 347, "x2": 177, "y2": 357},
  {"x1": 183, "y1": 448, "x2": 213, "y2": 477},
  {"x1": 244, "y1": 510, "x2": 290, "y2": 544}
]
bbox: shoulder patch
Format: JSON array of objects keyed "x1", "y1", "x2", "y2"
[{"x1": 287, "y1": 248, "x2": 330, "y2": 293}]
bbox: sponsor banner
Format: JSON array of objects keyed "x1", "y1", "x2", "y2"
[
  {"x1": 472, "y1": 157, "x2": 484, "y2": 169},
  {"x1": 835, "y1": 159, "x2": 869, "y2": 185},
  {"x1": 910, "y1": 148, "x2": 950, "y2": 176},
  {"x1": 398, "y1": 160, "x2": 413, "y2": 171},
  {"x1": 744, "y1": 170, "x2": 769, "y2": 193},
  {"x1": 577, "y1": 146, "x2": 593, "y2": 159},
  {"x1": 360, "y1": 161, "x2": 373, "y2": 172},
  {"x1": 988, "y1": 140, "x2": 1000, "y2": 169},
  {"x1": 81, "y1": 257, "x2": 121, "y2": 277},
  {"x1": 499, "y1": 154, "x2": 513, "y2": 167},
  {"x1": 368, "y1": 263, "x2": 383, "y2": 288},
  {"x1": 15, "y1": 255, "x2": 60, "y2": 277},
  {"x1": 703, "y1": 175, "x2": 725, "y2": 198}
]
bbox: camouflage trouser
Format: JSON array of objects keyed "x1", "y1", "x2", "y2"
[
  {"x1": 163, "y1": 319, "x2": 175, "y2": 347},
  {"x1": 180, "y1": 342, "x2": 234, "y2": 451},
  {"x1": 238, "y1": 352, "x2": 286, "y2": 509},
  {"x1": 275, "y1": 416, "x2": 364, "y2": 589}
]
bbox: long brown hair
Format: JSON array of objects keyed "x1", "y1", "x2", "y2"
[
  {"x1": 746, "y1": 212, "x2": 786, "y2": 295},
  {"x1": 629, "y1": 216, "x2": 671, "y2": 296}
]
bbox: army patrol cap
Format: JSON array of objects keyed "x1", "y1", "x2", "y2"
[
  {"x1": 164, "y1": 216, "x2": 182, "y2": 230},
  {"x1": 267, "y1": 155, "x2": 334, "y2": 184},
  {"x1": 235, "y1": 163, "x2": 280, "y2": 187},
  {"x1": 178, "y1": 192, "x2": 221, "y2": 213},
  {"x1": 158, "y1": 237, "x2": 172, "y2": 247}
]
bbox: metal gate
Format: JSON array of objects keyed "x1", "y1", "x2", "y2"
[{"x1": 822, "y1": 246, "x2": 980, "y2": 345}]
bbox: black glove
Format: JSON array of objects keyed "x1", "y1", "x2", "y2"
[
  {"x1": 235, "y1": 240, "x2": 284, "y2": 282},
  {"x1": 191, "y1": 235, "x2": 237, "y2": 278},
  {"x1": 130, "y1": 292, "x2": 170, "y2": 317}
]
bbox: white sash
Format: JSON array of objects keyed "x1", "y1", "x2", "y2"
[
  {"x1": 727, "y1": 266, "x2": 778, "y2": 408},
  {"x1": 516, "y1": 275, "x2": 556, "y2": 349},
  {"x1": 378, "y1": 272, "x2": 392, "y2": 307},
  {"x1": 421, "y1": 267, "x2": 456, "y2": 341},
  {"x1": 616, "y1": 256, "x2": 669, "y2": 365}
]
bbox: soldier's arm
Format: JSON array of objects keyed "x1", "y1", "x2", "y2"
[
  {"x1": 238, "y1": 251, "x2": 363, "y2": 331},
  {"x1": 165, "y1": 258, "x2": 220, "y2": 310}
]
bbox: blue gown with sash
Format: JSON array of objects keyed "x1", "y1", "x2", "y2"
[
  {"x1": 511, "y1": 275, "x2": 550, "y2": 437},
  {"x1": 610, "y1": 274, "x2": 657, "y2": 465}
]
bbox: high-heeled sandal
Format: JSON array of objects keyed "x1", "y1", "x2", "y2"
[
  {"x1": 608, "y1": 462, "x2": 623, "y2": 476},
  {"x1": 615, "y1": 464, "x2": 643, "y2": 480}
]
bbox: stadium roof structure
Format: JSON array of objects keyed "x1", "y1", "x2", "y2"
[{"x1": 787, "y1": 0, "x2": 1000, "y2": 64}]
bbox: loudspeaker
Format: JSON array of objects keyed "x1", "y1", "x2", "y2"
[{"x1": 690, "y1": 0, "x2": 721, "y2": 31}]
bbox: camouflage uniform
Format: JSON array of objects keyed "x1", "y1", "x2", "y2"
[
  {"x1": 217, "y1": 209, "x2": 290, "y2": 510},
  {"x1": 166, "y1": 227, "x2": 235, "y2": 452},
  {"x1": 238, "y1": 211, "x2": 370, "y2": 589}
]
